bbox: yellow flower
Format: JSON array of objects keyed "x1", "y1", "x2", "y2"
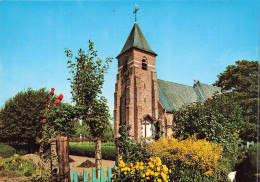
[
  {"x1": 154, "y1": 172, "x2": 159, "y2": 177},
  {"x1": 141, "y1": 174, "x2": 145, "y2": 178},
  {"x1": 161, "y1": 172, "x2": 167, "y2": 181},
  {"x1": 13, "y1": 154, "x2": 18, "y2": 157},
  {"x1": 157, "y1": 179, "x2": 162, "y2": 182},
  {"x1": 146, "y1": 177, "x2": 150, "y2": 180},
  {"x1": 204, "y1": 170, "x2": 213, "y2": 177},
  {"x1": 0, "y1": 156, "x2": 2, "y2": 159},
  {"x1": 169, "y1": 169, "x2": 172, "y2": 173}
]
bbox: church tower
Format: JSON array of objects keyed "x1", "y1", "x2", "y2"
[{"x1": 114, "y1": 22, "x2": 159, "y2": 142}]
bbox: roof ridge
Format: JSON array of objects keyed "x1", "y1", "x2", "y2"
[{"x1": 158, "y1": 79, "x2": 194, "y2": 88}]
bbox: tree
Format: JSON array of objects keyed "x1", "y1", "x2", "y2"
[
  {"x1": 213, "y1": 60, "x2": 258, "y2": 93},
  {"x1": 213, "y1": 60, "x2": 258, "y2": 140},
  {"x1": 65, "y1": 40, "x2": 112, "y2": 138},
  {"x1": 0, "y1": 88, "x2": 49, "y2": 153},
  {"x1": 173, "y1": 60, "x2": 258, "y2": 169}
]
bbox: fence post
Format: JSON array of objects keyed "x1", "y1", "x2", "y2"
[
  {"x1": 95, "y1": 138, "x2": 102, "y2": 178},
  {"x1": 50, "y1": 138, "x2": 59, "y2": 181},
  {"x1": 57, "y1": 136, "x2": 71, "y2": 182}
]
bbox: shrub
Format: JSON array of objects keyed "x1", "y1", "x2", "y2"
[
  {"x1": 113, "y1": 157, "x2": 170, "y2": 182},
  {"x1": 117, "y1": 125, "x2": 152, "y2": 164},
  {"x1": 150, "y1": 136, "x2": 229, "y2": 182},
  {"x1": 235, "y1": 143, "x2": 260, "y2": 182},
  {"x1": 101, "y1": 146, "x2": 116, "y2": 160},
  {"x1": 0, "y1": 143, "x2": 16, "y2": 158},
  {"x1": 69, "y1": 143, "x2": 115, "y2": 160}
]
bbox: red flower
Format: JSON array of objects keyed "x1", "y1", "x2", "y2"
[
  {"x1": 50, "y1": 90, "x2": 54, "y2": 95},
  {"x1": 51, "y1": 87, "x2": 55, "y2": 91},
  {"x1": 43, "y1": 119, "x2": 46, "y2": 123},
  {"x1": 54, "y1": 99, "x2": 61, "y2": 105},
  {"x1": 58, "y1": 94, "x2": 63, "y2": 100}
]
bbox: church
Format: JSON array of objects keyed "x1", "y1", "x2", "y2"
[{"x1": 113, "y1": 22, "x2": 220, "y2": 142}]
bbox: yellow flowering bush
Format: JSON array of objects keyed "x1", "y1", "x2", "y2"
[
  {"x1": 113, "y1": 157, "x2": 170, "y2": 182},
  {"x1": 150, "y1": 136, "x2": 229, "y2": 181}
]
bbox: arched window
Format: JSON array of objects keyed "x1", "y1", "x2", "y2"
[{"x1": 142, "y1": 57, "x2": 147, "y2": 70}]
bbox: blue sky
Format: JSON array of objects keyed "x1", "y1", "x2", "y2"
[{"x1": 0, "y1": 0, "x2": 258, "y2": 118}]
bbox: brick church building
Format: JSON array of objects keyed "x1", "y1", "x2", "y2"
[{"x1": 114, "y1": 22, "x2": 220, "y2": 142}]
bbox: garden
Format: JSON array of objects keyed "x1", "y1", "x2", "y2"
[{"x1": 0, "y1": 40, "x2": 258, "y2": 182}]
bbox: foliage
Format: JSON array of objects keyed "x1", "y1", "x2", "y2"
[
  {"x1": 235, "y1": 143, "x2": 260, "y2": 182},
  {"x1": 213, "y1": 60, "x2": 258, "y2": 141},
  {"x1": 0, "y1": 88, "x2": 49, "y2": 153},
  {"x1": 173, "y1": 92, "x2": 248, "y2": 169},
  {"x1": 69, "y1": 142, "x2": 115, "y2": 160},
  {"x1": 0, "y1": 143, "x2": 16, "y2": 158},
  {"x1": 72, "y1": 120, "x2": 93, "y2": 139},
  {"x1": 117, "y1": 125, "x2": 152, "y2": 164},
  {"x1": 0, "y1": 154, "x2": 36, "y2": 178},
  {"x1": 44, "y1": 103, "x2": 81, "y2": 138},
  {"x1": 113, "y1": 157, "x2": 170, "y2": 182},
  {"x1": 66, "y1": 40, "x2": 112, "y2": 138},
  {"x1": 150, "y1": 136, "x2": 229, "y2": 182},
  {"x1": 213, "y1": 60, "x2": 258, "y2": 93}
]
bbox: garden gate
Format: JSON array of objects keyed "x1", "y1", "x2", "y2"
[{"x1": 52, "y1": 137, "x2": 115, "y2": 181}]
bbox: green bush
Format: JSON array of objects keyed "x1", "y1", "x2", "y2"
[
  {"x1": 235, "y1": 143, "x2": 260, "y2": 182},
  {"x1": 69, "y1": 143, "x2": 115, "y2": 160},
  {"x1": 0, "y1": 143, "x2": 16, "y2": 158},
  {"x1": 117, "y1": 125, "x2": 152, "y2": 164}
]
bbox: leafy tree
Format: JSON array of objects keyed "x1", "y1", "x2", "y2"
[
  {"x1": 173, "y1": 93, "x2": 246, "y2": 169},
  {"x1": 0, "y1": 88, "x2": 49, "y2": 153},
  {"x1": 213, "y1": 60, "x2": 258, "y2": 136},
  {"x1": 213, "y1": 60, "x2": 258, "y2": 93},
  {"x1": 173, "y1": 60, "x2": 258, "y2": 169},
  {"x1": 65, "y1": 40, "x2": 112, "y2": 138}
]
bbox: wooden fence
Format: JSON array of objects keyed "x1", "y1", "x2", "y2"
[{"x1": 70, "y1": 167, "x2": 113, "y2": 182}]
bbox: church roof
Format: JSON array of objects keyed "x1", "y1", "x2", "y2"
[
  {"x1": 158, "y1": 79, "x2": 221, "y2": 111},
  {"x1": 117, "y1": 22, "x2": 157, "y2": 57}
]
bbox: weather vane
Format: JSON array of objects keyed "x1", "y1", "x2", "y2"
[{"x1": 133, "y1": 3, "x2": 139, "y2": 22}]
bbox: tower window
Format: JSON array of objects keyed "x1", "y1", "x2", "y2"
[{"x1": 142, "y1": 58, "x2": 147, "y2": 70}]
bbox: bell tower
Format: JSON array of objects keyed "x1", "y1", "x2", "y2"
[{"x1": 114, "y1": 22, "x2": 158, "y2": 141}]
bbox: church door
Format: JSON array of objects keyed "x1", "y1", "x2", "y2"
[{"x1": 141, "y1": 119, "x2": 152, "y2": 138}]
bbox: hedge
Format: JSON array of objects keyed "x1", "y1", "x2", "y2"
[{"x1": 69, "y1": 143, "x2": 115, "y2": 160}]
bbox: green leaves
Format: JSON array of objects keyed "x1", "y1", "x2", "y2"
[
  {"x1": 0, "y1": 88, "x2": 49, "y2": 152},
  {"x1": 65, "y1": 40, "x2": 112, "y2": 138}
]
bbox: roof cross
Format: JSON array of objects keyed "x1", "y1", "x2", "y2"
[{"x1": 133, "y1": 3, "x2": 139, "y2": 22}]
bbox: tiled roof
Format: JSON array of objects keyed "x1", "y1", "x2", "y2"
[
  {"x1": 158, "y1": 79, "x2": 221, "y2": 111},
  {"x1": 197, "y1": 82, "x2": 221, "y2": 100},
  {"x1": 117, "y1": 23, "x2": 157, "y2": 57}
]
